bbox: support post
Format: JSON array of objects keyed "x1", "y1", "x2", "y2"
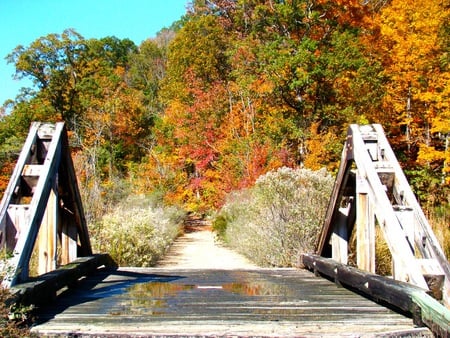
[
  {"x1": 331, "y1": 207, "x2": 349, "y2": 264},
  {"x1": 356, "y1": 175, "x2": 375, "y2": 273},
  {"x1": 60, "y1": 211, "x2": 78, "y2": 265},
  {"x1": 37, "y1": 179, "x2": 58, "y2": 275}
]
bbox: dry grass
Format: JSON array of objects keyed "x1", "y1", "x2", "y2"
[
  {"x1": 215, "y1": 167, "x2": 334, "y2": 267},
  {"x1": 89, "y1": 194, "x2": 186, "y2": 267},
  {"x1": 429, "y1": 210, "x2": 450, "y2": 260},
  {"x1": 375, "y1": 226, "x2": 393, "y2": 276}
]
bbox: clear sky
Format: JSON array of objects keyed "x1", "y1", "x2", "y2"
[{"x1": 0, "y1": 0, "x2": 188, "y2": 106}]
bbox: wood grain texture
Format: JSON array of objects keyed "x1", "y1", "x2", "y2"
[
  {"x1": 301, "y1": 254, "x2": 449, "y2": 337},
  {"x1": 32, "y1": 267, "x2": 430, "y2": 337}
]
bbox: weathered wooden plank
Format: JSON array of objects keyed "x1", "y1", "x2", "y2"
[
  {"x1": 0, "y1": 123, "x2": 40, "y2": 249},
  {"x1": 316, "y1": 139, "x2": 353, "y2": 256},
  {"x1": 37, "y1": 182, "x2": 58, "y2": 275},
  {"x1": 316, "y1": 124, "x2": 449, "y2": 304},
  {"x1": 350, "y1": 125, "x2": 427, "y2": 288},
  {"x1": 3, "y1": 123, "x2": 65, "y2": 286},
  {"x1": 58, "y1": 127, "x2": 92, "y2": 257},
  {"x1": 8, "y1": 254, "x2": 117, "y2": 307},
  {"x1": 331, "y1": 207, "x2": 349, "y2": 264},
  {"x1": 1, "y1": 122, "x2": 95, "y2": 287},
  {"x1": 59, "y1": 216, "x2": 78, "y2": 265},
  {"x1": 301, "y1": 253, "x2": 449, "y2": 336},
  {"x1": 31, "y1": 268, "x2": 429, "y2": 337},
  {"x1": 372, "y1": 124, "x2": 450, "y2": 305}
]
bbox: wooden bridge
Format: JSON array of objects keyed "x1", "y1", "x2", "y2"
[{"x1": 0, "y1": 122, "x2": 449, "y2": 337}]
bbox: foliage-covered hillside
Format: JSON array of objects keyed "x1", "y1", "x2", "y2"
[{"x1": 0, "y1": 0, "x2": 448, "y2": 216}]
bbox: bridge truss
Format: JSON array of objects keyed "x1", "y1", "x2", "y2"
[
  {"x1": 0, "y1": 122, "x2": 93, "y2": 287},
  {"x1": 316, "y1": 124, "x2": 450, "y2": 308}
]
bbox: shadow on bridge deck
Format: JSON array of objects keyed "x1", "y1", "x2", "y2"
[{"x1": 32, "y1": 267, "x2": 431, "y2": 337}]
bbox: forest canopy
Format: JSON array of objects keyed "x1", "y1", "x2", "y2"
[{"x1": 0, "y1": 0, "x2": 449, "y2": 215}]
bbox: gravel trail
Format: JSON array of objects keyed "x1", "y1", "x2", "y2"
[{"x1": 156, "y1": 219, "x2": 257, "y2": 269}]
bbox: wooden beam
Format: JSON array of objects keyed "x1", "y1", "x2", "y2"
[
  {"x1": 316, "y1": 139, "x2": 353, "y2": 256},
  {"x1": 37, "y1": 182, "x2": 58, "y2": 275},
  {"x1": 331, "y1": 207, "x2": 349, "y2": 264},
  {"x1": 4, "y1": 123, "x2": 65, "y2": 286},
  {"x1": 372, "y1": 124, "x2": 450, "y2": 306},
  {"x1": 1, "y1": 122, "x2": 96, "y2": 288},
  {"x1": 301, "y1": 254, "x2": 450, "y2": 337},
  {"x1": 8, "y1": 254, "x2": 117, "y2": 307},
  {"x1": 0, "y1": 123, "x2": 40, "y2": 249},
  {"x1": 350, "y1": 125, "x2": 428, "y2": 289},
  {"x1": 356, "y1": 175, "x2": 375, "y2": 273},
  {"x1": 59, "y1": 210, "x2": 78, "y2": 265},
  {"x1": 58, "y1": 129, "x2": 92, "y2": 256}
]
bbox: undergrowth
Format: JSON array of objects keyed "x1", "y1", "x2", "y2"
[
  {"x1": 213, "y1": 167, "x2": 334, "y2": 267},
  {"x1": 429, "y1": 205, "x2": 450, "y2": 260},
  {"x1": 89, "y1": 194, "x2": 186, "y2": 267},
  {"x1": 0, "y1": 287, "x2": 36, "y2": 338}
]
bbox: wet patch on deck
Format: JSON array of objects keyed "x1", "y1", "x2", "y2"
[{"x1": 32, "y1": 268, "x2": 431, "y2": 337}]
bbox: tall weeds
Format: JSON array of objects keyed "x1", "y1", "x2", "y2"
[
  {"x1": 214, "y1": 167, "x2": 334, "y2": 267},
  {"x1": 429, "y1": 205, "x2": 450, "y2": 259},
  {"x1": 89, "y1": 194, "x2": 186, "y2": 267}
]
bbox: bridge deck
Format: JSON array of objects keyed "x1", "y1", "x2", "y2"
[{"x1": 32, "y1": 267, "x2": 430, "y2": 337}]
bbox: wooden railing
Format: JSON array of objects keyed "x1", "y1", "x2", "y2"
[
  {"x1": 311, "y1": 125, "x2": 450, "y2": 336},
  {"x1": 0, "y1": 122, "x2": 93, "y2": 287},
  {"x1": 301, "y1": 254, "x2": 450, "y2": 337},
  {"x1": 316, "y1": 124, "x2": 449, "y2": 307}
]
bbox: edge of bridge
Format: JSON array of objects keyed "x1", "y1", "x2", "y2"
[
  {"x1": 316, "y1": 124, "x2": 450, "y2": 306},
  {"x1": 301, "y1": 253, "x2": 450, "y2": 337},
  {"x1": 7, "y1": 254, "x2": 117, "y2": 307}
]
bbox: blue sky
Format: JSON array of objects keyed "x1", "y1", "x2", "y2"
[{"x1": 0, "y1": 0, "x2": 188, "y2": 106}]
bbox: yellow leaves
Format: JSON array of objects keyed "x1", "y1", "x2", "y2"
[
  {"x1": 249, "y1": 77, "x2": 274, "y2": 95},
  {"x1": 376, "y1": 0, "x2": 449, "y2": 162},
  {"x1": 418, "y1": 144, "x2": 445, "y2": 164},
  {"x1": 304, "y1": 122, "x2": 341, "y2": 172},
  {"x1": 417, "y1": 141, "x2": 450, "y2": 185},
  {"x1": 432, "y1": 116, "x2": 450, "y2": 134},
  {"x1": 162, "y1": 100, "x2": 186, "y2": 127}
]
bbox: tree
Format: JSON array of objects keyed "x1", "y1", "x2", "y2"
[
  {"x1": 373, "y1": 0, "x2": 450, "y2": 198},
  {"x1": 4, "y1": 30, "x2": 152, "y2": 218},
  {"x1": 6, "y1": 29, "x2": 87, "y2": 127}
]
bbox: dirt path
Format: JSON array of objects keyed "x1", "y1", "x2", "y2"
[{"x1": 156, "y1": 219, "x2": 257, "y2": 269}]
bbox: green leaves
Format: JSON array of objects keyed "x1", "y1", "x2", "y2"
[{"x1": 2, "y1": 0, "x2": 448, "y2": 214}]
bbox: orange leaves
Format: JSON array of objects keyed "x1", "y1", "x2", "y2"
[
  {"x1": 304, "y1": 122, "x2": 341, "y2": 172},
  {"x1": 0, "y1": 160, "x2": 15, "y2": 196},
  {"x1": 418, "y1": 145, "x2": 445, "y2": 164},
  {"x1": 374, "y1": 0, "x2": 450, "y2": 187},
  {"x1": 377, "y1": 0, "x2": 446, "y2": 93}
]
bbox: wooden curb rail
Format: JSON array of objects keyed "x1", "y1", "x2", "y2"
[
  {"x1": 7, "y1": 254, "x2": 117, "y2": 307},
  {"x1": 301, "y1": 253, "x2": 450, "y2": 337}
]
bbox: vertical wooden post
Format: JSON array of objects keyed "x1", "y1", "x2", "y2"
[
  {"x1": 356, "y1": 175, "x2": 375, "y2": 273},
  {"x1": 37, "y1": 180, "x2": 58, "y2": 274},
  {"x1": 331, "y1": 207, "x2": 349, "y2": 264},
  {"x1": 60, "y1": 214, "x2": 78, "y2": 265}
]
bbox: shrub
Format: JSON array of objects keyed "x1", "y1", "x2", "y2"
[
  {"x1": 89, "y1": 194, "x2": 186, "y2": 266},
  {"x1": 216, "y1": 167, "x2": 334, "y2": 267},
  {"x1": 211, "y1": 214, "x2": 228, "y2": 238}
]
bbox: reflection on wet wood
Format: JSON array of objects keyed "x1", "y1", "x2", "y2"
[{"x1": 32, "y1": 268, "x2": 431, "y2": 337}]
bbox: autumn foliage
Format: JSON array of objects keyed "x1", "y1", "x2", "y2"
[{"x1": 0, "y1": 0, "x2": 448, "y2": 214}]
